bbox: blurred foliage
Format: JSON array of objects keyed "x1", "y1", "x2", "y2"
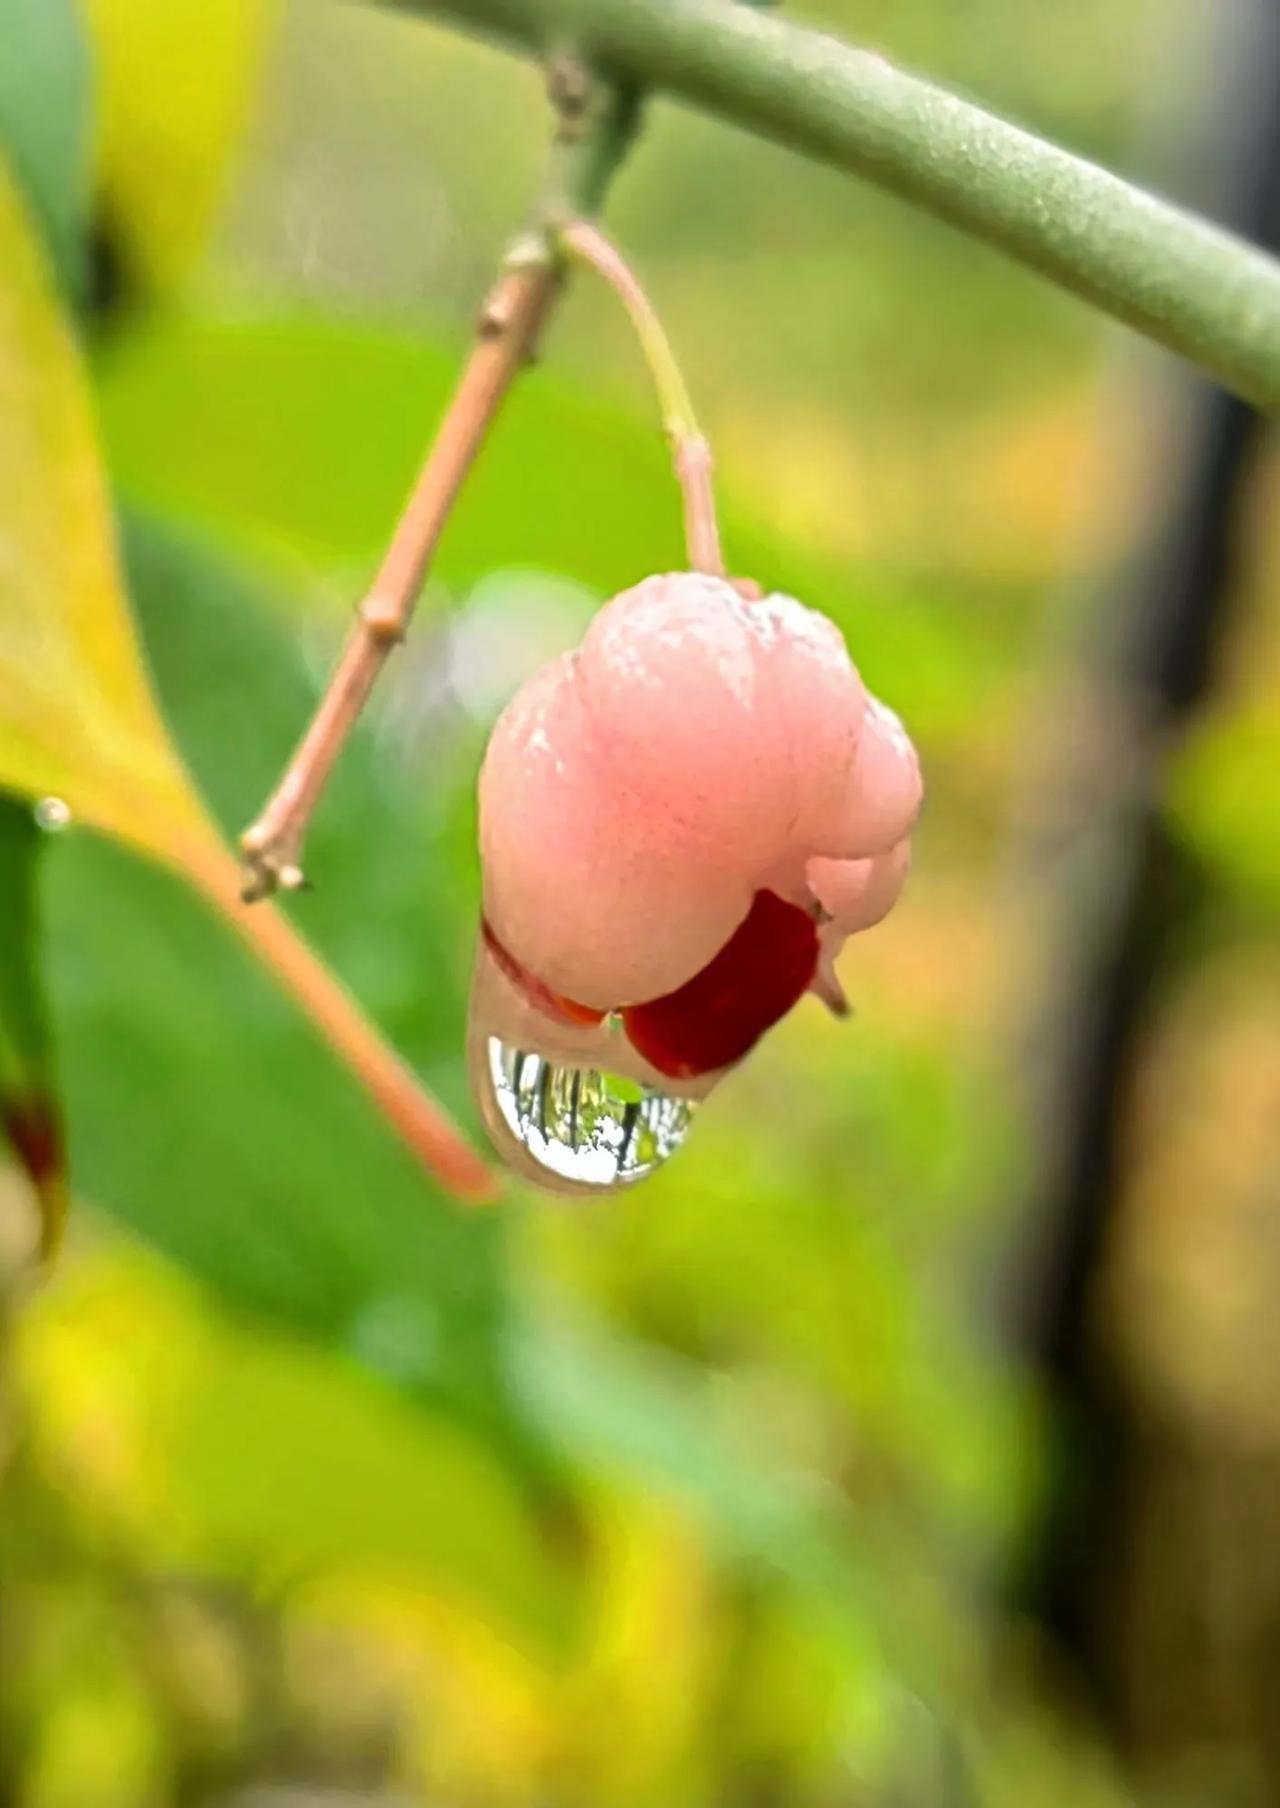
[
  {"x1": 1171, "y1": 710, "x2": 1280, "y2": 915},
  {"x1": 0, "y1": 152, "x2": 206, "y2": 843},
  {"x1": 0, "y1": 0, "x2": 1276, "y2": 1804},
  {"x1": 84, "y1": 0, "x2": 279, "y2": 298},
  {"x1": 0, "y1": 800, "x2": 67, "y2": 1258},
  {"x1": 0, "y1": 0, "x2": 90, "y2": 303}
]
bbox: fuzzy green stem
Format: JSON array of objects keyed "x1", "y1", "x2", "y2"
[
  {"x1": 559, "y1": 221, "x2": 702, "y2": 442},
  {"x1": 375, "y1": 0, "x2": 1280, "y2": 409},
  {"x1": 559, "y1": 219, "x2": 725, "y2": 573}
]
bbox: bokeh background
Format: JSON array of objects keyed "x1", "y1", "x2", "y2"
[{"x1": 1, "y1": 0, "x2": 1278, "y2": 1803}]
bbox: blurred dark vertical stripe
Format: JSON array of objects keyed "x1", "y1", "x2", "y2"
[{"x1": 1014, "y1": 0, "x2": 1279, "y2": 1714}]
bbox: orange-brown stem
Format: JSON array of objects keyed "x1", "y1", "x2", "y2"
[
  {"x1": 239, "y1": 256, "x2": 559, "y2": 902},
  {"x1": 184, "y1": 837, "x2": 497, "y2": 1202}
]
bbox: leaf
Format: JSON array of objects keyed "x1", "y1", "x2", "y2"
[
  {"x1": 173, "y1": 1322, "x2": 570, "y2": 1640},
  {"x1": 1169, "y1": 710, "x2": 1280, "y2": 912},
  {"x1": 0, "y1": 793, "x2": 67, "y2": 1259},
  {"x1": 23, "y1": 1251, "x2": 574, "y2": 1648},
  {"x1": 0, "y1": 0, "x2": 91, "y2": 1262},
  {"x1": 41, "y1": 513, "x2": 509, "y2": 1411},
  {"x1": 98, "y1": 312, "x2": 694, "y2": 590},
  {"x1": 517, "y1": 1312, "x2": 865, "y2": 1602},
  {"x1": 0, "y1": 0, "x2": 92, "y2": 302},
  {"x1": 0, "y1": 151, "x2": 491, "y2": 1204},
  {"x1": 96, "y1": 310, "x2": 1019, "y2": 753},
  {"x1": 0, "y1": 154, "x2": 205, "y2": 848}
]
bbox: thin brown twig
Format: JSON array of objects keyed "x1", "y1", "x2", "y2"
[
  {"x1": 556, "y1": 218, "x2": 725, "y2": 576},
  {"x1": 238, "y1": 81, "x2": 656, "y2": 903},
  {"x1": 239, "y1": 251, "x2": 558, "y2": 901},
  {"x1": 217, "y1": 63, "x2": 640, "y2": 1205}
]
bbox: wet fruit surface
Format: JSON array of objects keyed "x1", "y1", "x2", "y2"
[
  {"x1": 481, "y1": 920, "x2": 606, "y2": 1028},
  {"x1": 474, "y1": 573, "x2": 921, "y2": 1189}
]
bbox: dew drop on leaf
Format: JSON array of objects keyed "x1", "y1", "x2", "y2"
[{"x1": 33, "y1": 796, "x2": 72, "y2": 832}]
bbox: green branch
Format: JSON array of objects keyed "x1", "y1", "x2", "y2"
[{"x1": 375, "y1": 0, "x2": 1280, "y2": 410}]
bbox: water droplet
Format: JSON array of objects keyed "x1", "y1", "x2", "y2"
[
  {"x1": 466, "y1": 924, "x2": 713, "y2": 1196},
  {"x1": 480, "y1": 1036, "x2": 695, "y2": 1193},
  {"x1": 33, "y1": 796, "x2": 72, "y2": 833}
]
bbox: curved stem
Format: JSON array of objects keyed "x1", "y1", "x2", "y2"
[
  {"x1": 561, "y1": 221, "x2": 701, "y2": 440},
  {"x1": 381, "y1": 0, "x2": 1280, "y2": 410},
  {"x1": 559, "y1": 219, "x2": 725, "y2": 574},
  {"x1": 240, "y1": 254, "x2": 556, "y2": 900},
  {"x1": 239, "y1": 64, "x2": 639, "y2": 901}
]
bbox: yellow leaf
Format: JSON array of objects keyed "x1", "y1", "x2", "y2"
[
  {"x1": 0, "y1": 157, "x2": 200, "y2": 848},
  {"x1": 0, "y1": 157, "x2": 494, "y2": 1205}
]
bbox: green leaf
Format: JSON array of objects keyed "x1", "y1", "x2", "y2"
[
  {"x1": 1169, "y1": 710, "x2": 1280, "y2": 912},
  {"x1": 173, "y1": 1306, "x2": 572, "y2": 1643},
  {"x1": 0, "y1": 0, "x2": 92, "y2": 301},
  {"x1": 97, "y1": 311, "x2": 693, "y2": 590},
  {"x1": 518, "y1": 1313, "x2": 864, "y2": 1601},
  {"x1": 29, "y1": 1251, "x2": 574, "y2": 1647},
  {"x1": 0, "y1": 793, "x2": 66, "y2": 1259},
  {"x1": 97, "y1": 309, "x2": 1018, "y2": 754}
]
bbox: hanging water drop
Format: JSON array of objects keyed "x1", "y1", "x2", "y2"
[
  {"x1": 466, "y1": 921, "x2": 715, "y2": 1196},
  {"x1": 480, "y1": 1036, "x2": 695, "y2": 1192}
]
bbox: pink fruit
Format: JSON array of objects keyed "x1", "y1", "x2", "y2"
[{"x1": 475, "y1": 571, "x2": 921, "y2": 1088}]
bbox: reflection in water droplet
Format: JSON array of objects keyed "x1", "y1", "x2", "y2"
[
  {"x1": 483, "y1": 1036, "x2": 694, "y2": 1191},
  {"x1": 33, "y1": 796, "x2": 72, "y2": 832}
]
